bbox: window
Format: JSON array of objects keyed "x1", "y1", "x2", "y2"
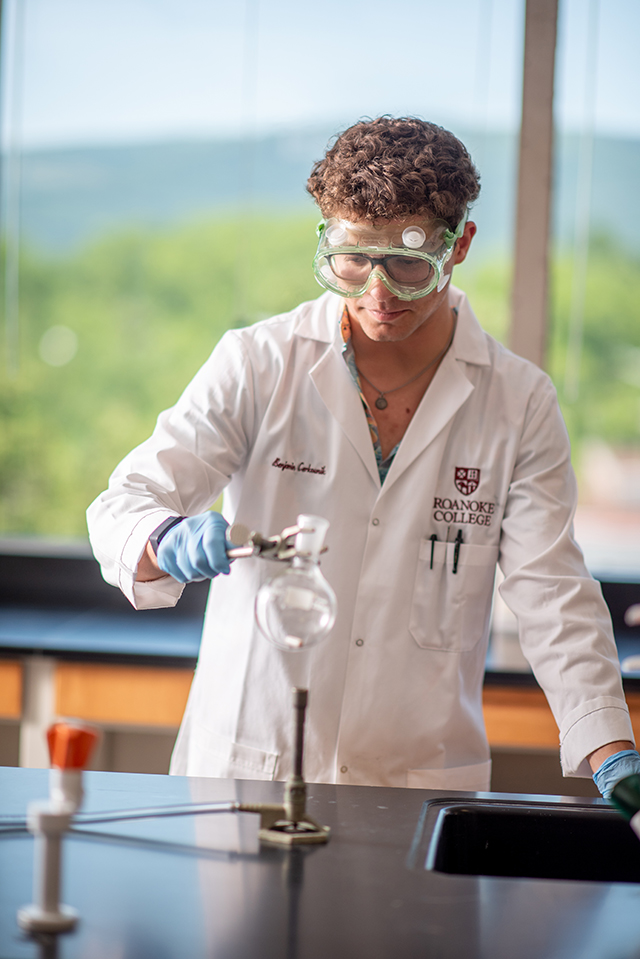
[
  {"x1": 551, "y1": 0, "x2": 640, "y2": 579},
  {"x1": 0, "y1": 0, "x2": 523, "y2": 539}
]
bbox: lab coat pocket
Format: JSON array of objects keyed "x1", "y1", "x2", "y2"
[
  {"x1": 407, "y1": 759, "x2": 492, "y2": 791},
  {"x1": 409, "y1": 540, "x2": 499, "y2": 651},
  {"x1": 188, "y1": 722, "x2": 278, "y2": 780}
]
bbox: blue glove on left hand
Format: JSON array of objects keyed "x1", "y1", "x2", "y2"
[
  {"x1": 592, "y1": 749, "x2": 640, "y2": 799},
  {"x1": 156, "y1": 512, "x2": 230, "y2": 584}
]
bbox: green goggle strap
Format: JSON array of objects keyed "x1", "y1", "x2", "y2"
[{"x1": 442, "y1": 210, "x2": 469, "y2": 250}]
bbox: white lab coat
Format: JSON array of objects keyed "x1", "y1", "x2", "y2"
[{"x1": 87, "y1": 287, "x2": 633, "y2": 790}]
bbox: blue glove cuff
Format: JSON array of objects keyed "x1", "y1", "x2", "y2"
[
  {"x1": 593, "y1": 749, "x2": 640, "y2": 799},
  {"x1": 156, "y1": 512, "x2": 230, "y2": 584}
]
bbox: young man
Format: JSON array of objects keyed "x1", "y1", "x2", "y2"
[{"x1": 87, "y1": 117, "x2": 638, "y2": 795}]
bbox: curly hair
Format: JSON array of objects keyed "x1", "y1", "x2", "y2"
[{"x1": 307, "y1": 117, "x2": 480, "y2": 228}]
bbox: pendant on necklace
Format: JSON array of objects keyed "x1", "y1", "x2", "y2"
[{"x1": 375, "y1": 396, "x2": 388, "y2": 410}]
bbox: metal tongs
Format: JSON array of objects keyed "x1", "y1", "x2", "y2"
[{"x1": 225, "y1": 522, "x2": 316, "y2": 563}]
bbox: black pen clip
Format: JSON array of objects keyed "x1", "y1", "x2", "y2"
[
  {"x1": 429, "y1": 534, "x2": 437, "y2": 570},
  {"x1": 452, "y1": 529, "x2": 463, "y2": 574}
]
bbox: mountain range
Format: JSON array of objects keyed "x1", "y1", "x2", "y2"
[{"x1": 8, "y1": 126, "x2": 640, "y2": 257}]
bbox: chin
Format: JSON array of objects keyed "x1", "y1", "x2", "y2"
[{"x1": 365, "y1": 323, "x2": 412, "y2": 343}]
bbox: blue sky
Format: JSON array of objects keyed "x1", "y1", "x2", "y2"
[{"x1": 2, "y1": 0, "x2": 638, "y2": 148}]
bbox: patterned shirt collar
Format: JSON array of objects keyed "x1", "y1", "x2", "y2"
[{"x1": 340, "y1": 305, "x2": 399, "y2": 485}]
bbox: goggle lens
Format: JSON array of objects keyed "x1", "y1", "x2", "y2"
[{"x1": 328, "y1": 253, "x2": 435, "y2": 287}]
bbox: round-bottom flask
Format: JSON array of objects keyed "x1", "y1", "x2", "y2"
[{"x1": 255, "y1": 515, "x2": 337, "y2": 651}]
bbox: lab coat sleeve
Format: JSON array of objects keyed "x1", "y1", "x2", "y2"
[
  {"x1": 497, "y1": 375, "x2": 633, "y2": 778},
  {"x1": 87, "y1": 330, "x2": 258, "y2": 609}
]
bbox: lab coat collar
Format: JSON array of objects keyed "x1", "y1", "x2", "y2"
[
  {"x1": 306, "y1": 301, "x2": 381, "y2": 488},
  {"x1": 380, "y1": 346, "x2": 474, "y2": 495},
  {"x1": 292, "y1": 291, "x2": 342, "y2": 342},
  {"x1": 448, "y1": 286, "x2": 491, "y2": 367},
  {"x1": 379, "y1": 288, "x2": 491, "y2": 495}
]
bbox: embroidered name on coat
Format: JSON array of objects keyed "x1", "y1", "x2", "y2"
[{"x1": 272, "y1": 457, "x2": 327, "y2": 476}]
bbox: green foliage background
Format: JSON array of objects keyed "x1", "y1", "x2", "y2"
[{"x1": 1, "y1": 213, "x2": 639, "y2": 537}]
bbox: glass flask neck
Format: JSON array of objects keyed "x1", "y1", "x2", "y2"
[{"x1": 292, "y1": 554, "x2": 317, "y2": 571}]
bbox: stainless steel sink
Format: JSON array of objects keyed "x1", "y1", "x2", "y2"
[{"x1": 409, "y1": 797, "x2": 640, "y2": 883}]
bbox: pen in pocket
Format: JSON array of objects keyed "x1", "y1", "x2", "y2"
[
  {"x1": 429, "y1": 534, "x2": 437, "y2": 570},
  {"x1": 452, "y1": 529, "x2": 463, "y2": 574}
]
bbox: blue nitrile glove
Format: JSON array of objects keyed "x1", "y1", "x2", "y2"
[
  {"x1": 157, "y1": 512, "x2": 231, "y2": 584},
  {"x1": 593, "y1": 749, "x2": 640, "y2": 799}
]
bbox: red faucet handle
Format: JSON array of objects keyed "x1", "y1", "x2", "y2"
[{"x1": 47, "y1": 722, "x2": 99, "y2": 770}]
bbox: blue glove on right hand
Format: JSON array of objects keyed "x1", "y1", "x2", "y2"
[
  {"x1": 592, "y1": 749, "x2": 640, "y2": 800},
  {"x1": 156, "y1": 512, "x2": 230, "y2": 584}
]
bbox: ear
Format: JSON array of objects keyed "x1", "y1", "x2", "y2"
[{"x1": 452, "y1": 221, "x2": 477, "y2": 265}]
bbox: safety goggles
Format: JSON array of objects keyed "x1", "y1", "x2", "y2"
[{"x1": 312, "y1": 212, "x2": 467, "y2": 301}]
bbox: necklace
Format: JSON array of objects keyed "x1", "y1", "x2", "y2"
[{"x1": 355, "y1": 314, "x2": 458, "y2": 411}]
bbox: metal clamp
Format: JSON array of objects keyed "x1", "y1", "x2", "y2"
[{"x1": 226, "y1": 522, "x2": 325, "y2": 563}]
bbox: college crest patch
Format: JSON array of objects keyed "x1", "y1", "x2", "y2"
[{"x1": 454, "y1": 467, "x2": 480, "y2": 496}]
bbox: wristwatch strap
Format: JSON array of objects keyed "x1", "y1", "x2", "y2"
[{"x1": 149, "y1": 516, "x2": 186, "y2": 556}]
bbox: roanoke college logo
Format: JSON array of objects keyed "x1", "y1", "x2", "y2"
[{"x1": 454, "y1": 467, "x2": 481, "y2": 496}]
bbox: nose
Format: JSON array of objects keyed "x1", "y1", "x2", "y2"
[{"x1": 367, "y1": 270, "x2": 394, "y2": 301}]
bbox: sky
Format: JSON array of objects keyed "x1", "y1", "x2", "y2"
[{"x1": 1, "y1": 0, "x2": 639, "y2": 149}]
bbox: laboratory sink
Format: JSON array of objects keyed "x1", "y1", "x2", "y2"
[{"x1": 412, "y1": 797, "x2": 640, "y2": 883}]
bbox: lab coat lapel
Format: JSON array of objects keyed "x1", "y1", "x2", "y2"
[
  {"x1": 381, "y1": 289, "x2": 489, "y2": 493},
  {"x1": 381, "y1": 349, "x2": 474, "y2": 494},
  {"x1": 309, "y1": 339, "x2": 380, "y2": 488}
]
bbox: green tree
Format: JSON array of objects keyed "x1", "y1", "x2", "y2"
[{"x1": 1, "y1": 217, "x2": 638, "y2": 536}]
